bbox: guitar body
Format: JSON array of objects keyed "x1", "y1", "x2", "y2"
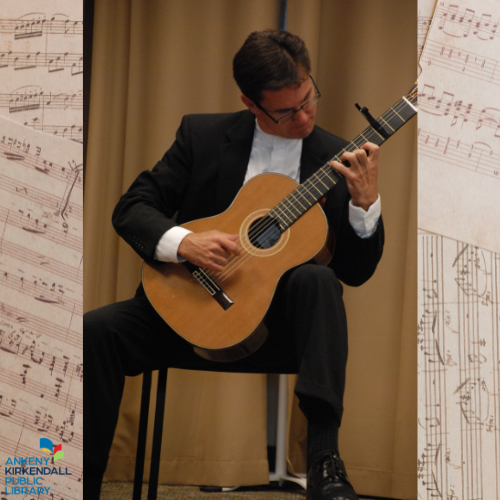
[
  {"x1": 142, "y1": 173, "x2": 332, "y2": 362},
  {"x1": 141, "y1": 84, "x2": 418, "y2": 363}
]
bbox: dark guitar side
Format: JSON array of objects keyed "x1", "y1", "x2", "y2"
[{"x1": 142, "y1": 172, "x2": 331, "y2": 362}]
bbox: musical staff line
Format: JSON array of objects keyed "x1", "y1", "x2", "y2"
[
  {"x1": 0, "y1": 407, "x2": 82, "y2": 450},
  {"x1": 421, "y1": 39, "x2": 500, "y2": 86},
  {"x1": 24, "y1": 122, "x2": 83, "y2": 144},
  {"x1": 0, "y1": 139, "x2": 83, "y2": 189},
  {"x1": 455, "y1": 242, "x2": 485, "y2": 499},
  {"x1": 0, "y1": 206, "x2": 82, "y2": 254},
  {"x1": 0, "y1": 17, "x2": 83, "y2": 37},
  {"x1": 0, "y1": 368, "x2": 82, "y2": 415},
  {"x1": 0, "y1": 336, "x2": 82, "y2": 383},
  {"x1": 0, "y1": 173, "x2": 82, "y2": 221},
  {"x1": 0, "y1": 90, "x2": 83, "y2": 112},
  {"x1": 418, "y1": 127, "x2": 500, "y2": 179},
  {"x1": 0, "y1": 301, "x2": 82, "y2": 351},
  {"x1": 435, "y1": 3, "x2": 499, "y2": 42},
  {"x1": 0, "y1": 239, "x2": 83, "y2": 285},
  {"x1": 418, "y1": 86, "x2": 500, "y2": 137},
  {"x1": 418, "y1": 13, "x2": 433, "y2": 59},
  {"x1": 0, "y1": 51, "x2": 83, "y2": 75},
  {"x1": 0, "y1": 269, "x2": 82, "y2": 316},
  {"x1": 419, "y1": 234, "x2": 448, "y2": 499}
]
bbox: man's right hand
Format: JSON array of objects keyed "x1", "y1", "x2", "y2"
[{"x1": 178, "y1": 231, "x2": 241, "y2": 272}]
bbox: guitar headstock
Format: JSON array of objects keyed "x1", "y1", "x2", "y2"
[{"x1": 407, "y1": 82, "x2": 418, "y2": 107}]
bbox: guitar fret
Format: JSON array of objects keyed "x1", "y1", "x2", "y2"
[
  {"x1": 391, "y1": 108, "x2": 405, "y2": 122},
  {"x1": 307, "y1": 178, "x2": 324, "y2": 195},
  {"x1": 322, "y1": 170, "x2": 336, "y2": 184},
  {"x1": 280, "y1": 197, "x2": 301, "y2": 219},
  {"x1": 274, "y1": 201, "x2": 297, "y2": 223},
  {"x1": 397, "y1": 100, "x2": 418, "y2": 121},
  {"x1": 385, "y1": 109, "x2": 406, "y2": 127},
  {"x1": 324, "y1": 163, "x2": 343, "y2": 182},
  {"x1": 314, "y1": 174, "x2": 330, "y2": 190},
  {"x1": 402, "y1": 95, "x2": 417, "y2": 112},
  {"x1": 282, "y1": 196, "x2": 301, "y2": 216},
  {"x1": 297, "y1": 191, "x2": 313, "y2": 207},
  {"x1": 289, "y1": 191, "x2": 308, "y2": 210},
  {"x1": 298, "y1": 184, "x2": 316, "y2": 205},
  {"x1": 379, "y1": 117, "x2": 395, "y2": 131},
  {"x1": 369, "y1": 126, "x2": 385, "y2": 141},
  {"x1": 273, "y1": 207, "x2": 290, "y2": 225},
  {"x1": 317, "y1": 169, "x2": 334, "y2": 188}
]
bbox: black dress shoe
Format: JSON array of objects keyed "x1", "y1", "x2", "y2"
[{"x1": 306, "y1": 453, "x2": 359, "y2": 500}]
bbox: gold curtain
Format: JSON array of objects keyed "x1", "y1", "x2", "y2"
[{"x1": 85, "y1": 1, "x2": 417, "y2": 498}]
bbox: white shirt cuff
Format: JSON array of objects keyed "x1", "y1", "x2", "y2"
[
  {"x1": 348, "y1": 195, "x2": 381, "y2": 239},
  {"x1": 154, "y1": 226, "x2": 192, "y2": 262}
]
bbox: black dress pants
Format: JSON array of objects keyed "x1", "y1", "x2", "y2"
[{"x1": 83, "y1": 263, "x2": 348, "y2": 472}]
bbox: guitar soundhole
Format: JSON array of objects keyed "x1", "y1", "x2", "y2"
[{"x1": 248, "y1": 216, "x2": 282, "y2": 249}]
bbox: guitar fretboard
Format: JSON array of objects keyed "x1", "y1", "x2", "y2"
[{"x1": 269, "y1": 88, "x2": 418, "y2": 231}]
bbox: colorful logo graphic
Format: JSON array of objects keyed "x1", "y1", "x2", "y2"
[{"x1": 39, "y1": 438, "x2": 64, "y2": 462}]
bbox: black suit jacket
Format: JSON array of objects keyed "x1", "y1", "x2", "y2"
[{"x1": 112, "y1": 110, "x2": 384, "y2": 287}]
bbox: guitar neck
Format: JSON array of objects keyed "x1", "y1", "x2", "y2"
[{"x1": 269, "y1": 89, "x2": 418, "y2": 231}]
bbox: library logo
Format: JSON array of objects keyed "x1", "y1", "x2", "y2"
[{"x1": 39, "y1": 439, "x2": 64, "y2": 462}]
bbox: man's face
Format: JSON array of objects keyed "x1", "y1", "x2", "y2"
[{"x1": 242, "y1": 74, "x2": 317, "y2": 140}]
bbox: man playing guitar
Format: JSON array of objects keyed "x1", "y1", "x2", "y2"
[{"x1": 84, "y1": 30, "x2": 384, "y2": 500}]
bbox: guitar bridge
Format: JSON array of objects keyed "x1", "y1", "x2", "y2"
[{"x1": 184, "y1": 262, "x2": 234, "y2": 310}]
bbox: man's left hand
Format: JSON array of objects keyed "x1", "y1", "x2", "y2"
[{"x1": 329, "y1": 142, "x2": 379, "y2": 211}]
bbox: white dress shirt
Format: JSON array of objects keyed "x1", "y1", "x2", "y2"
[{"x1": 155, "y1": 119, "x2": 381, "y2": 262}]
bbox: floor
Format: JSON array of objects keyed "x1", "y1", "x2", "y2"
[{"x1": 100, "y1": 481, "x2": 384, "y2": 500}]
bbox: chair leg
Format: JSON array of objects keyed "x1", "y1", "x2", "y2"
[
  {"x1": 133, "y1": 371, "x2": 152, "y2": 500},
  {"x1": 269, "y1": 374, "x2": 307, "y2": 489},
  {"x1": 147, "y1": 368, "x2": 168, "y2": 500}
]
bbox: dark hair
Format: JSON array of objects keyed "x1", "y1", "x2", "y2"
[{"x1": 233, "y1": 30, "x2": 311, "y2": 105}]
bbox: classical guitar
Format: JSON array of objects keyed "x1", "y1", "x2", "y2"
[{"x1": 143, "y1": 85, "x2": 418, "y2": 362}]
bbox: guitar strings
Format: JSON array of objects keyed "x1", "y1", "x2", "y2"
[
  {"x1": 209, "y1": 94, "x2": 416, "y2": 282},
  {"x1": 204, "y1": 93, "x2": 417, "y2": 283}
]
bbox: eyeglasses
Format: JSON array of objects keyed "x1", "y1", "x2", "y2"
[{"x1": 256, "y1": 75, "x2": 321, "y2": 125}]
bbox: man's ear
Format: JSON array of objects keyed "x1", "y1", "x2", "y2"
[{"x1": 241, "y1": 94, "x2": 258, "y2": 116}]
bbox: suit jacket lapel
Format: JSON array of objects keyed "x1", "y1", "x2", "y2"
[
  {"x1": 215, "y1": 118, "x2": 333, "y2": 213},
  {"x1": 215, "y1": 111, "x2": 255, "y2": 213}
]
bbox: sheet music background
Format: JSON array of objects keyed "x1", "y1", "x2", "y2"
[
  {"x1": 0, "y1": 2, "x2": 82, "y2": 500},
  {"x1": 418, "y1": 1, "x2": 500, "y2": 498},
  {"x1": 0, "y1": 1, "x2": 82, "y2": 144}
]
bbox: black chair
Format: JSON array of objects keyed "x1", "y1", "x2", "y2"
[
  {"x1": 132, "y1": 369, "x2": 166, "y2": 500},
  {"x1": 132, "y1": 369, "x2": 306, "y2": 500}
]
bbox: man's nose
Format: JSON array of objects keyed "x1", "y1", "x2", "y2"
[{"x1": 292, "y1": 108, "x2": 309, "y2": 124}]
